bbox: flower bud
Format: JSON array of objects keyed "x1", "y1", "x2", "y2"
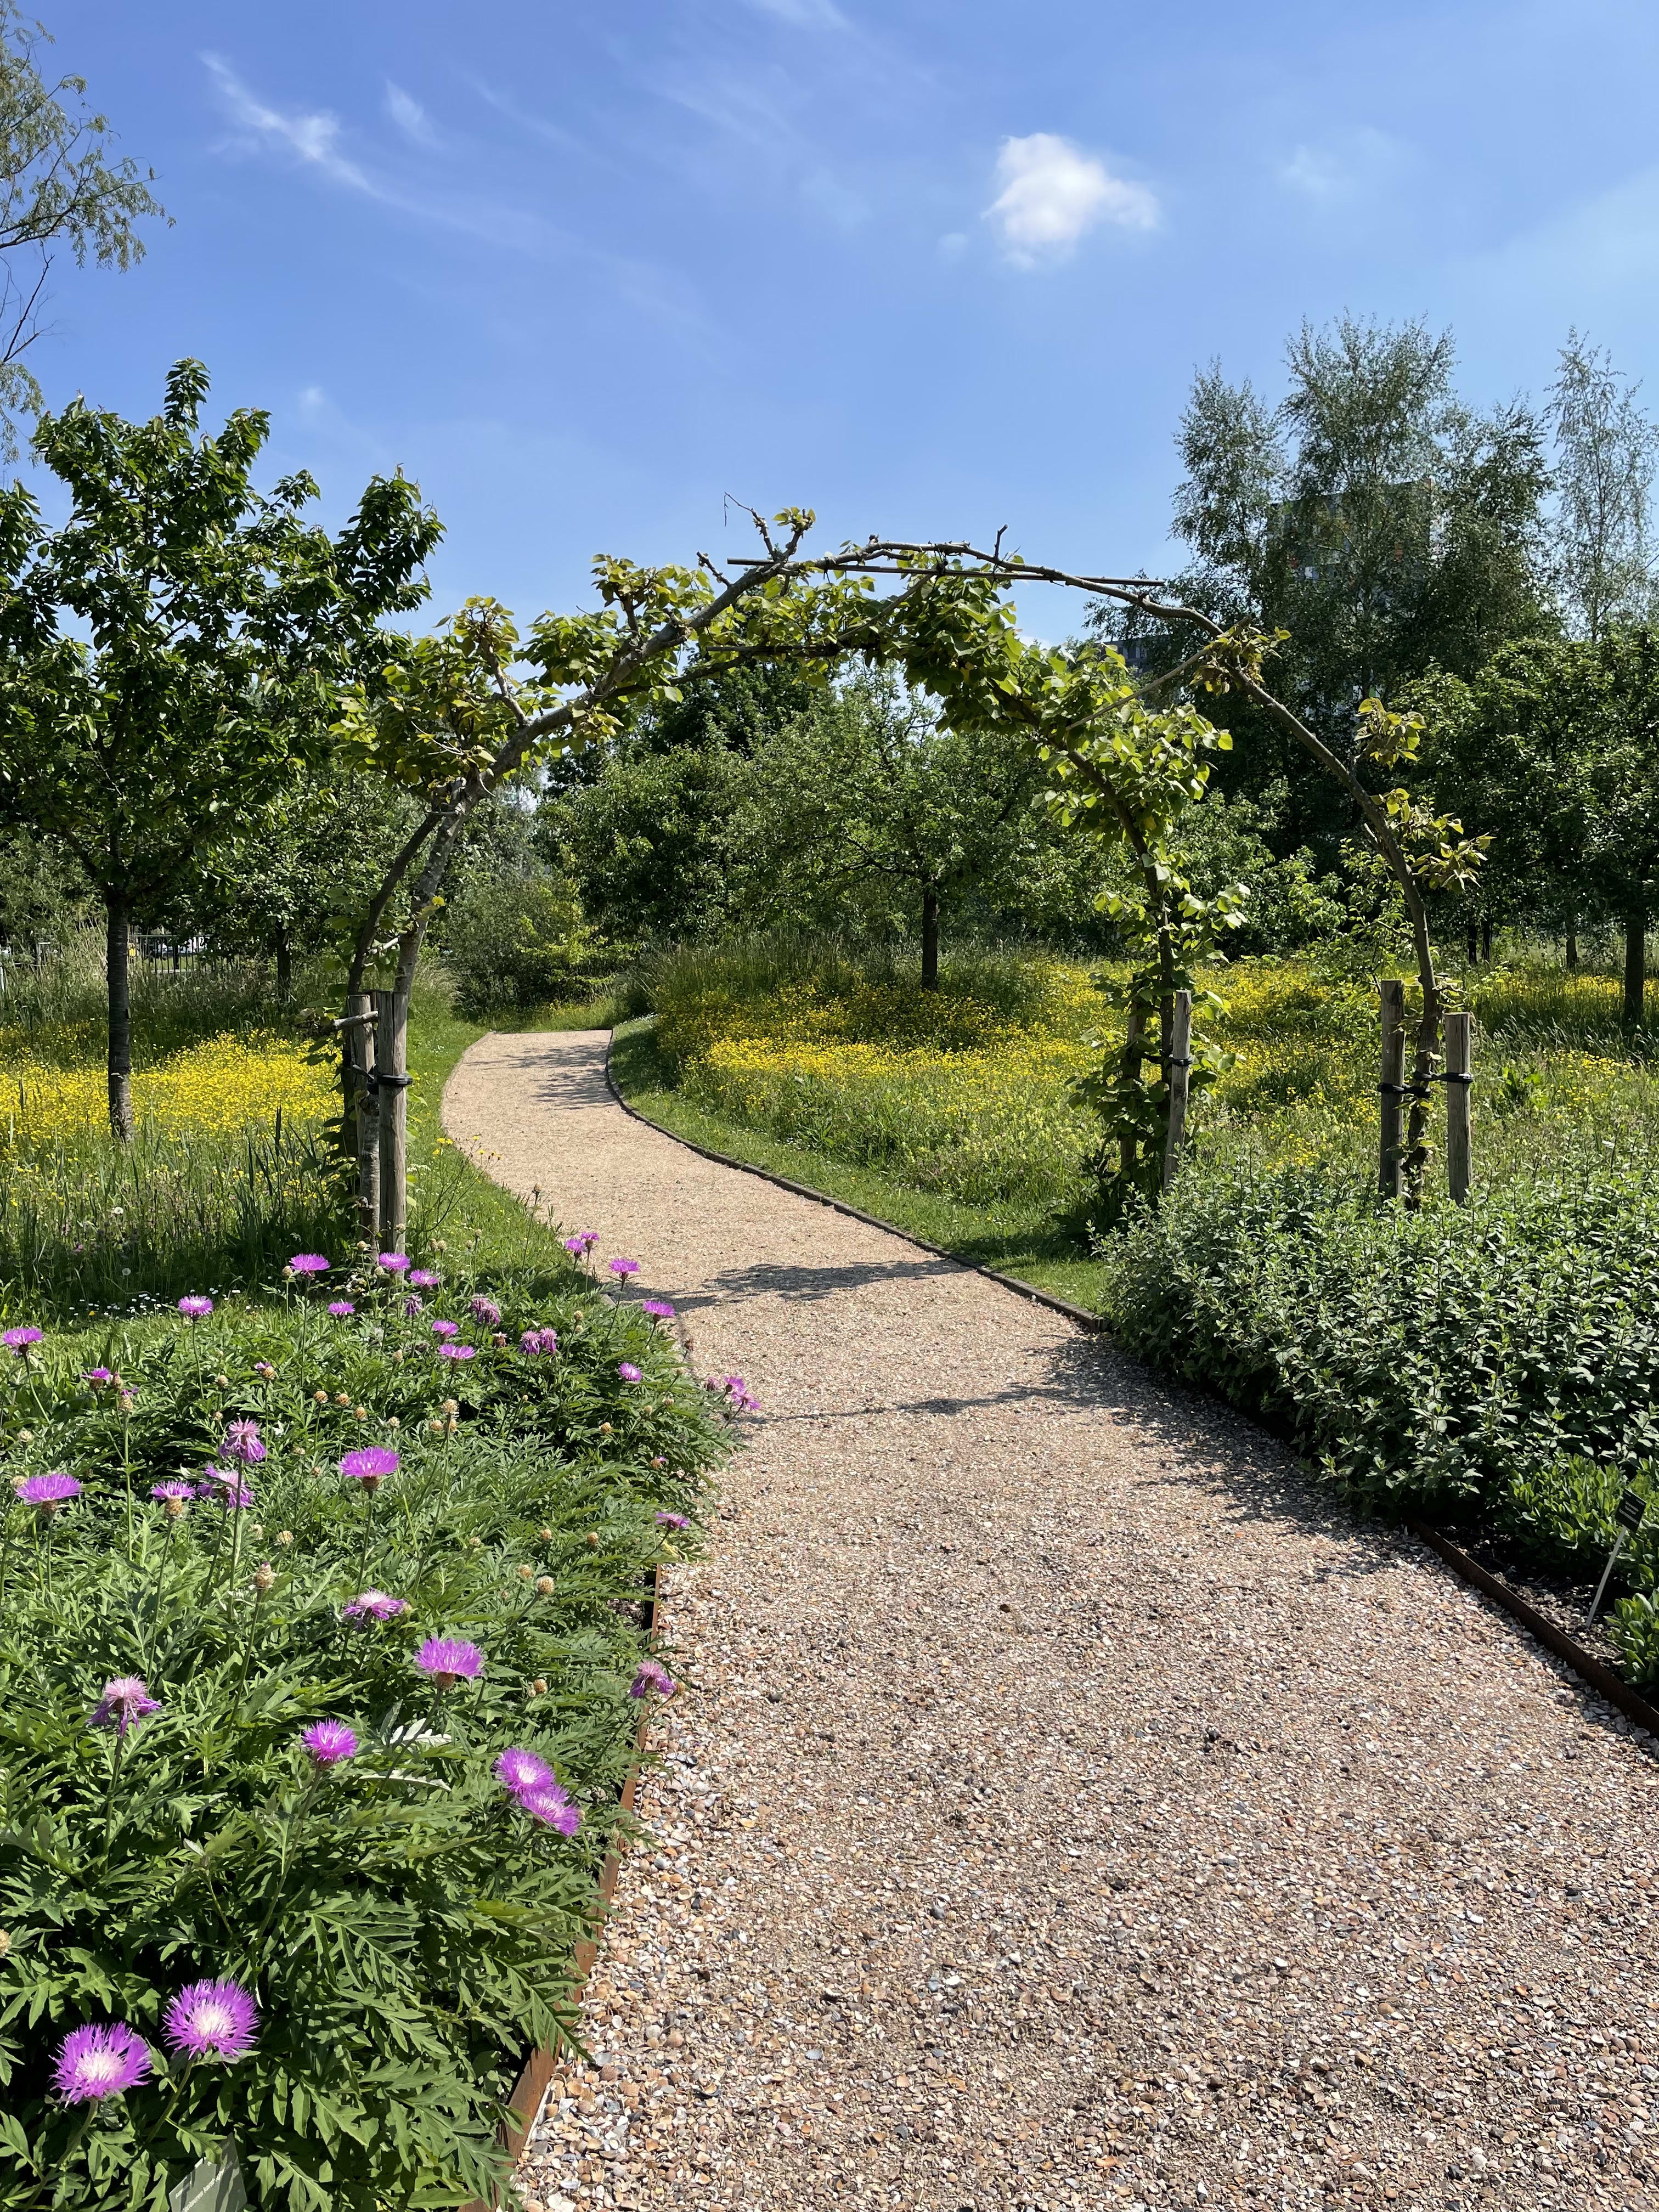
[
  {"x1": 468, "y1": 1535, "x2": 482, "y2": 1550},
  {"x1": 276, "y1": 1528, "x2": 294, "y2": 1545},
  {"x1": 335, "y1": 1393, "x2": 349, "y2": 1407},
  {"x1": 535, "y1": 1575, "x2": 555, "y2": 1596},
  {"x1": 253, "y1": 1562, "x2": 275, "y2": 1593},
  {"x1": 16, "y1": 1430, "x2": 31, "y2": 1444},
  {"x1": 251, "y1": 1523, "x2": 264, "y2": 1540},
  {"x1": 387, "y1": 1416, "x2": 400, "y2": 1430},
  {"x1": 531, "y1": 1678, "x2": 548, "y2": 1696},
  {"x1": 585, "y1": 1532, "x2": 599, "y2": 1549},
  {"x1": 517, "y1": 1563, "x2": 534, "y2": 1580},
  {"x1": 538, "y1": 1526, "x2": 553, "y2": 1542},
  {"x1": 214, "y1": 1373, "x2": 229, "y2": 1388},
  {"x1": 0, "y1": 1928, "x2": 9, "y2": 1959},
  {"x1": 313, "y1": 1390, "x2": 328, "y2": 1404},
  {"x1": 354, "y1": 1406, "x2": 367, "y2": 1420},
  {"x1": 442, "y1": 1399, "x2": 459, "y2": 1416},
  {"x1": 599, "y1": 1423, "x2": 613, "y2": 1436}
]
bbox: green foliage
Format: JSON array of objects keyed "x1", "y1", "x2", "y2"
[
  {"x1": 0, "y1": 1262, "x2": 725, "y2": 2210},
  {"x1": 1609, "y1": 1592, "x2": 1659, "y2": 1688},
  {"x1": 442, "y1": 862, "x2": 601, "y2": 1017},
  {"x1": 553, "y1": 741, "x2": 749, "y2": 949}
]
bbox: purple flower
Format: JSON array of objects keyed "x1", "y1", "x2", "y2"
[
  {"x1": 53, "y1": 2022, "x2": 153, "y2": 2104},
  {"x1": 416, "y1": 1637, "x2": 483, "y2": 1686},
  {"x1": 617, "y1": 1362, "x2": 642, "y2": 1383},
  {"x1": 520, "y1": 1327, "x2": 558, "y2": 1357},
  {"x1": 162, "y1": 1978, "x2": 259, "y2": 2063},
  {"x1": 431, "y1": 1319, "x2": 460, "y2": 1339},
  {"x1": 642, "y1": 1299, "x2": 676, "y2": 1320},
  {"x1": 253, "y1": 1361, "x2": 275, "y2": 1379},
  {"x1": 91, "y1": 1675, "x2": 161, "y2": 1735},
  {"x1": 327, "y1": 1300, "x2": 355, "y2": 1318},
  {"x1": 222, "y1": 1419, "x2": 266, "y2": 1465},
  {"x1": 288, "y1": 1253, "x2": 330, "y2": 1276},
  {"x1": 607, "y1": 1257, "x2": 640, "y2": 1278},
  {"x1": 409, "y1": 1269, "x2": 440, "y2": 1288},
  {"x1": 629, "y1": 1659, "x2": 677, "y2": 1701},
  {"x1": 402, "y1": 1294, "x2": 424, "y2": 1317},
  {"x1": 340, "y1": 1446, "x2": 398, "y2": 1491},
  {"x1": 201, "y1": 1465, "x2": 255, "y2": 1509},
  {"x1": 302, "y1": 1720, "x2": 358, "y2": 1767},
  {"x1": 150, "y1": 1481, "x2": 194, "y2": 1515},
  {"x1": 343, "y1": 1589, "x2": 407, "y2": 1621},
  {"x1": 177, "y1": 1296, "x2": 213, "y2": 1321},
  {"x1": 83, "y1": 1366, "x2": 115, "y2": 1386},
  {"x1": 654, "y1": 1511, "x2": 690, "y2": 1531},
  {"x1": 562, "y1": 1231, "x2": 599, "y2": 1255},
  {"x1": 18, "y1": 1470, "x2": 79, "y2": 1510},
  {"x1": 2, "y1": 1324, "x2": 42, "y2": 1353},
  {"x1": 470, "y1": 1295, "x2": 502, "y2": 1327},
  {"x1": 494, "y1": 1746, "x2": 555, "y2": 1797},
  {"x1": 708, "y1": 1372, "x2": 760, "y2": 1413},
  {"x1": 378, "y1": 1252, "x2": 410, "y2": 1273},
  {"x1": 520, "y1": 1783, "x2": 582, "y2": 1835},
  {"x1": 436, "y1": 1342, "x2": 476, "y2": 1361}
]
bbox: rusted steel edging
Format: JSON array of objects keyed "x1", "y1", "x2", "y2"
[
  {"x1": 464, "y1": 1564, "x2": 662, "y2": 2211},
  {"x1": 601, "y1": 1029, "x2": 1109, "y2": 1336},
  {"x1": 1409, "y1": 1519, "x2": 1659, "y2": 1737}
]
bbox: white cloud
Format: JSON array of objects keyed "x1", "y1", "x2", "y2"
[
  {"x1": 386, "y1": 82, "x2": 438, "y2": 149},
  {"x1": 744, "y1": 0, "x2": 848, "y2": 25},
  {"x1": 984, "y1": 133, "x2": 1157, "y2": 264},
  {"x1": 204, "y1": 54, "x2": 370, "y2": 191}
]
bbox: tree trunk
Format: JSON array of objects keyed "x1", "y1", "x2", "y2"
[
  {"x1": 921, "y1": 889, "x2": 940, "y2": 991},
  {"x1": 1480, "y1": 914, "x2": 1492, "y2": 963},
  {"x1": 1566, "y1": 922, "x2": 1579, "y2": 971},
  {"x1": 1624, "y1": 907, "x2": 1647, "y2": 1030},
  {"x1": 106, "y1": 895, "x2": 133, "y2": 1143},
  {"x1": 1465, "y1": 918, "x2": 1479, "y2": 966},
  {"x1": 275, "y1": 933, "x2": 292, "y2": 998}
]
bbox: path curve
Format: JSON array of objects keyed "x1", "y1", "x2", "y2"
[{"x1": 445, "y1": 1029, "x2": 1657, "y2": 2212}]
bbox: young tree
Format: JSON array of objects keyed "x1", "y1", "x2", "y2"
[
  {"x1": 0, "y1": 359, "x2": 439, "y2": 1136},
  {"x1": 1548, "y1": 330, "x2": 1659, "y2": 641},
  {"x1": 0, "y1": 4, "x2": 165, "y2": 455}
]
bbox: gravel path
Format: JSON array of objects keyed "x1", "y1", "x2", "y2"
[{"x1": 445, "y1": 1029, "x2": 1659, "y2": 2212}]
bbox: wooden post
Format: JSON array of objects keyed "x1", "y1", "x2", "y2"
[
  {"x1": 1379, "y1": 979, "x2": 1406, "y2": 1200},
  {"x1": 1444, "y1": 1009, "x2": 1472, "y2": 1205},
  {"x1": 375, "y1": 988, "x2": 408, "y2": 1253},
  {"x1": 1161, "y1": 988, "x2": 1193, "y2": 1193},
  {"x1": 345, "y1": 992, "x2": 380, "y2": 1242}
]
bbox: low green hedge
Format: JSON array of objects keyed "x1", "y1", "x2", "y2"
[
  {"x1": 0, "y1": 1249, "x2": 731, "y2": 2210},
  {"x1": 1105, "y1": 1163, "x2": 1659, "y2": 1684}
]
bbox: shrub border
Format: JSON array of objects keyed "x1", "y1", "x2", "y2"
[
  {"x1": 601, "y1": 1031, "x2": 1659, "y2": 1740},
  {"x1": 601, "y1": 1030, "x2": 1109, "y2": 1336}
]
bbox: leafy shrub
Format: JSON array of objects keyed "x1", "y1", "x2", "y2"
[
  {"x1": 1610, "y1": 1592, "x2": 1659, "y2": 1687},
  {"x1": 0, "y1": 1252, "x2": 727, "y2": 2210},
  {"x1": 442, "y1": 866, "x2": 602, "y2": 1016},
  {"x1": 1106, "y1": 1160, "x2": 1659, "y2": 1551}
]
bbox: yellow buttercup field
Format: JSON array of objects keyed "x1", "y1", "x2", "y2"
[{"x1": 0, "y1": 1035, "x2": 334, "y2": 1150}]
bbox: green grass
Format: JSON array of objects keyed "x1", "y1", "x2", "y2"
[{"x1": 608, "y1": 1017, "x2": 1111, "y2": 1311}]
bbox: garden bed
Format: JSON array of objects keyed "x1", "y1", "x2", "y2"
[{"x1": 0, "y1": 1242, "x2": 732, "y2": 2211}]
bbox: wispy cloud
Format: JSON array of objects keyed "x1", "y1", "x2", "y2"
[
  {"x1": 1278, "y1": 127, "x2": 1407, "y2": 204},
  {"x1": 386, "y1": 82, "x2": 439, "y2": 150},
  {"x1": 985, "y1": 133, "x2": 1157, "y2": 266},
  {"x1": 204, "y1": 53, "x2": 370, "y2": 190},
  {"x1": 743, "y1": 0, "x2": 849, "y2": 26}
]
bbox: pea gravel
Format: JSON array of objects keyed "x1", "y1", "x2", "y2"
[{"x1": 445, "y1": 1029, "x2": 1659, "y2": 2212}]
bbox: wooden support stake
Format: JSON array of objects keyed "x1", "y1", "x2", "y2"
[
  {"x1": 375, "y1": 988, "x2": 408, "y2": 1252},
  {"x1": 1379, "y1": 979, "x2": 1406, "y2": 1201},
  {"x1": 346, "y1": 991, "x2": 380, "y2": 1242},
  {"x1": 1121, "y1": 1002, "x2": 1146, "y2": 1180},
  {"x1": 1444, "y1": 1009, "x2": 1472, "y2": 1205},
  {"x1": 1162, "y1": 988, "x2": 1193, "y2": 1193}
]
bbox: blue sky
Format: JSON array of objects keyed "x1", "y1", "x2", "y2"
[{"x1": 48, "y1": 0, "x2": 1659, "y2": 636}]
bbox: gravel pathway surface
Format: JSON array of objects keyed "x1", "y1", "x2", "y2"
[{"x1": 445, "y1": 1029, "x2": 1659, "y2": 2212}]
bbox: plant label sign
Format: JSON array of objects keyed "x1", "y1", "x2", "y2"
[
  {"x1": 167, "y1": 2145, "x2": 246, "y2": 2212},
  {"x1": 1616, "y1": 1491, "x2": 1647, "y2": 1534}
]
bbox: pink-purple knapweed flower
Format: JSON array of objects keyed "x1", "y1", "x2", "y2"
[
  {"x1": 222, "y1": 1419, "x2": 266, "y2": 1465},
  {"x1": 150, "y1": 1481, "x2": 194, "y2": 1514},
  {"x1": 416, "y1": 1637, "x2": 483, "y2": 1687},
  {"x1": 471, "y1": 1295, "x2": 501, "y2": 1327},
  {"x1": 18, "y1": 1470, "x2": 79, "y2": 1511},
  {"x1": 409, "y1": 1269, "x2": 440, "y2": 1288},
  {"x1": 629, "y1": 1659, "x2": 677, "y2": 1700},
  {"x1": 343, "y1": 1589, "x2": 407, "y2": 1622},
  {"x1": 288, "y1": 1254, "x2": 330, "y2": 1276},
  {"x1": 520, "y1": 1327, "x2": 557, "y2": 1357},
  {"x1": 654, "y1": 1511, "x2": 690, "y2": 1531},
  {"x1": 302, "y1": 1720, "x2": 358, "y2": 1767},
  {"x1": 2, "y1": 1324, "x2": 42, "y2": 1353},
  {"x1": 177, "y1": 1296, "x2": 213, "y2": 1321},
  {"x1": 642, "y1": 1299, "x2": 676, "y2": 1320},
  {"x1": 201, "y1": 1466, "x2": 254, "y2": 1509},
  {"x1": 53, "y1": 2022, "x2": 153, "y2": 2104},
  {"x1": 92, "y1": 1675, "x2": 161, "y2": 1735},
  {"x1": 162, "y1": 1978, "x2": 259, "y2": 2062},
  {"x1": 83, "y1": 1366, "x2": 115, "y2": 1386},
  {"x1": 562, "y1": 1231, "x2": 599, "y2": 1256},
  {"x1": 607, "y1": 1257, "x2": 640, "y2": 1278},
  {"x1": 520, "y1": 1783, "x2": 582, "y2": 1835},
  {"x1": 707, "y1": 1373, "x2": 759, "y2": 1413},
  {"x1": 378, "y1": 1253, "x2": 410, "y2": 1273},
  {"x1": 431, "y1": 1318, "x2": 460, "y2": 1339},
  {"x1": 402, "y1": 1294, "x2": 423, "y2": 1317},
  {"x1": 340, "y1": 1446, "x2": 397, "y2": 1492},
  {"x1": 617, "y1": 1362, "x2": 642, "y2": 1383},
  {"x1": 436, "y1": 1342, "x2": 476, "y2": 1361},
  {"x1": 494, "y1": 1746, "x2": 555, "y2": 1797},
  {"x1": 327, "y1": 1300, "x2": 355, "y2": 1319},
  {"x1": 253, "y1": 1361, "x2": 275, "y2": 1380}
]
